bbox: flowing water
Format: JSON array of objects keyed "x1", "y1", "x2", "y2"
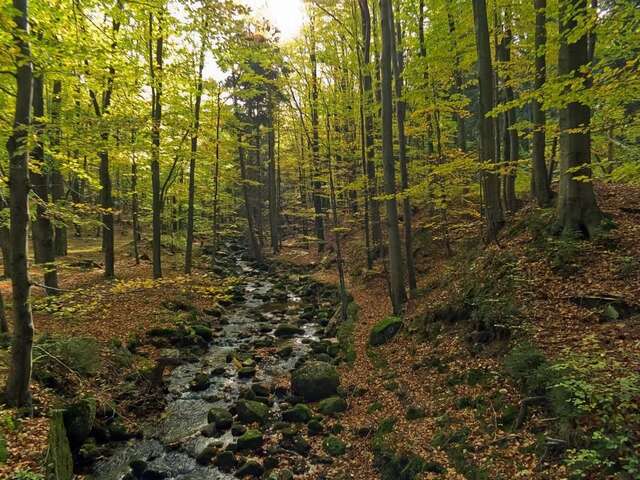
[{"x1": 93, "y1": 253, "x2": 337, "y2": 480}]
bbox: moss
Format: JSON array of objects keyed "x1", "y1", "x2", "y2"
[
  {"x1": 46, "y1": 410, "x2": 73, "y2": 480},
  {"x1": 369, "y1": 316, "x2": 403, "y2": 346},
  {"x1": 323, "y1": 435, "x2": 346, "y2": 456}
]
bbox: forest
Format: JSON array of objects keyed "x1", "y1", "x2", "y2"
[{"x1": 0, "y1": 0, "x2": 639, "y2": 478}]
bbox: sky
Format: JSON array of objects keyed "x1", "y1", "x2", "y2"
[{"x1": 243, "y1": 0, "x2": 306, "y2": 42}]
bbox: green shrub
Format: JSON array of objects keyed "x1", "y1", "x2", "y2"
[{"x1": 33, "y1": 336, "x2": 101, "y2": 381}]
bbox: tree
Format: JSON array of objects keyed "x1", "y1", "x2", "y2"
[
  {"x1": 4, "y1": 0, "x2": 35, "y2": 408},
  {"x1": 380, "y1": 0, "x2": 406, "y2": 314},
  {"x1": 531, "y1": 0, "x2": 552, "y2": 206},
  {"x1": 472, "y1": 0, "x2": 504, "y2": 241},
  {"x1": 554, "y1": 0, "x2": 603, "y2": 237}
]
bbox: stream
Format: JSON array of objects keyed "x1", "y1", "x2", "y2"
[{"x1": 92, "y1": 248, "x2": 340, "y2": 480}]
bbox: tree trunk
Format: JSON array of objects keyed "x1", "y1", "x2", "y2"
[
  {"x1": 388, "y1": 5, "x2": 417, "y2": 296},
  {"x1": 498, "y1": 24, "x2": 518, "y2": 212},
  {"x1": 185, "y1": 40, "x2": 205, "y2": 274},
  {"x1": 358, "y1": 0, "x2": 382, "y2": 260},
  {"x1": 472, "y1": 0, "x2": 504, "y2": 241},
  {"x1": 4, "y1": 0, "x2": 34, "y2": 408},
  {"x1": 531, "y1": 0, "x2": 551, "y2": 206},
  {"x1": 212, "y1": 87, "x2": 221, "y2": 250},
  {"x1": 380, "y1": 0, "x2": 406, "y2": 314},
  {"x1": 0, "y1": 197, "x2": 11, "y2": 279},
  {"x1": 325, "y1": 109, "x2": 348, "y2": 322},
  {"x1": 554, "y1": 0, "x2": 602, "y2": 237},
  {"x1": 30, "y1": 74, "x2": 59, "y2": 294},
  {"x1": 238, "y1": 131, "x2": 262, "y2": 262},
  {"x1": 99, "y1": 142, "x2": 115, "y2": 278},
  {"x1": 50, "y1": 80, "x2": 67, "y2": 257},
  {"x1": 131, "y1": 131, "x2": 140, "y2": 265},
  {"x1": 268, "y1": 96, "x2": 279, "y2": 254},
  {"x1": 149, "y1": 12, "x2": 163, "y2": 278},
  {"x1": 0, "y1": 290, "x2": 7, "y2": 334},
  {"x1": 447, "y1": 6, "x2": 467, "y2": 152},
  {"x1": 309, "y1": 17, "x2": 325, "y2": 252}
]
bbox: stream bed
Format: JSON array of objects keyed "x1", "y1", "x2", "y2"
[{"x1": 92, "y1": 250, "x2": 342, "y2": 480}]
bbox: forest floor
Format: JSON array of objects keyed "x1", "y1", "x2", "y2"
[
  {"x1": 0, "y1": 233, "x2": 237, "y2": 477},
  {"x1": 1, "y1": 182, "x2": 640, "y2": 480},
  {"x1": 278, "y1": 182, "x2": 640, "y2": 480}
]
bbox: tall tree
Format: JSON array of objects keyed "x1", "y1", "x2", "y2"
[
  {"x1": 4, "y1": 0, "x2": 35, "y2": 408},
  {"x1": 554, "y1": 0, "x2": 603, "y2": 237},
  {"x1": 149, "y1": 9, "x2": 164, "y2": 278},
  {"x1": 531, "y1": 0, "x2": 552, "y2": 206},
  {"x1": 30, "y1": 73, "x2": 58, "y2": 294},
  {"x1": 380, "y1": 0, "x2": 406, "y2": 314},
  {"x1": 472, "y1": 0, "x2": 504, "y2": 241}
]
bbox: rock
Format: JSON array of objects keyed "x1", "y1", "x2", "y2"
[
  {"x1": 307, "y1": 419, "x2": 324, "y2": 436},
  {"x1": 196, "y1": 443, "x2": 218, "y2": 465},
  {"x1": 274, "y1": 324, "x2": 304, "y2": 338},
  {"x1": 236, "y1": 400, "x2": 269, "y2": 424},
  {"x1": 291, "y1": 361, "x2": 340, "y2": 402},
  {"x1": 140, "y1": 468, "x2": 168, "y2": 480},
  {"x1": 236, "y1": 429, "x2": 264, "y2": 451},
  {"x1": 275, "y1": 469, "x2": 294, "y2": 480},
  {"x1": 276, "y1": 344, "x2": 293, "y2": 359},
  {"x1": 322, "y1": 435, "x2": 346, "y2": 457},
  {"x1": 280, "y1": 430, "x2": 311, "y2": 456},
  {"x1": 63, "y1": 398, "x2": 96, "y2": 448},
  {"x1": 190, "y1": 372, "x2": 210, "y2": 391},
  {"x1": 251, "y1": 383, "x2": 270, "y2": 397},
  {"x1": 235, "y1": 460, "x2": 264, "y2": 478},
  {"x1": 214, "y1": 450, "x2": 237, "y2": 471},
  {"x1": 282, "y1": 403, "x2": 312, "y2": 423},
  {"x1": 201, "y1": 423, "x2": 224, "y2": 438},
  {"x1": 318, "y1": 396, "x2": 347, "y2": 416},
  {"x1": 130, "y1": 460, "x2": 147, "y2": 478},
  {"x1": 369, "y1": 316, "x2": 403, "y2": 346},
  {"x1": 238, "y1": 366, "x2": 257, "y2": 378},
  {"x1": 263, "y1": 456, "x2": 279, "y2": 470},
  {"x1": 108, "y1": 420, "x2": 132, "y2": 441},
  {"x1": 231, "y1": 423, "x2": 247, "y2": 437},
  {"x1": 192, "y1": 325, "x2": 213, "y2": 342},
  {"x1": 46, "y1": 410, "x2": 73, "y2": 480},
  {"x1": 208, "y1": 407, "x2": 233, "y2": 430}
]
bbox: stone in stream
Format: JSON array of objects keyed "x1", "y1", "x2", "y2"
[
  {"x1": 369, "y1": 316, "x2": 403, "y2": 346},
  {"x1": 276, "y1": 343, "x2": 293, "y2": 359},
  {"x1": 190, "y1": 372, "x2": 210, "y2": 391},
  {"x1": 318, "y1": 396, "x2": 347, "y2": 416},
  {"x1": 192, "y1": 324, "x2": 213, "y2": 341},
  {"x1": 235, "y1": 400, "x2": 269, "y2": 424},
  {"x1": 231, "y1": 423, "x2": 247, "y2": 437},
  {"x1": 214, "y1": 450, "x2": 237, "y2": 471},
  {"x1": 279, "y1": 431, "x2": 310, "y2": 456},
  {"x1": 281, "y1": 404, "x2": 312, "y2": 423},
  {"x1": 236, "y1": 429, "x2": 264, "y2": 450},
  {"x1": 237, "y1": 366, "x2": 257, "y2": 378},
  {"x1": 196, "y1": 443, "x2": 219, "y2": 465},
  {"x1": 207, "y1": 407, "x2": 233, "y2": 429},
  {"x1": 274, "y1": 324, "x2": 304, "y2": 338},
  {"x1": 291, "y1": 361, "x2": 340, "y2": 402},
  {"x1": 251, "y1": 383, "x2": 271, "y2": 397},
  {"x1": 201, "y1": 423, "x2": 224, "y2": 438},
  {"x1": 234, "y1": 460, "x2": 264, "y2": 478}
]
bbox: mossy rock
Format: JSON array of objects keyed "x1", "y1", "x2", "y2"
[
  {"x1": 63, "y1": 398, "x2": 96, "y2": 449},
  {"x1": 405, "y1": 405, "x2": 426, "y2": 421},
  {"x1": 208, "y1": 407, "x2": 233, "y2": 430},
  {"x1": 46, "y1": 410, "x2": 73, "y2": 480},
  {"x1": 274, "y1": 324, "x2": 304, "y2": 338},
  {"x1": 235, "y1": 460, "x2": 264, "y2": 478},
  {"x1": 318, "y1": 396, "x2": 347, "y2": 415},
  {"x1": 369, "y1": 316, "x2": 403, "y2": 346},
  {"x1": 236, "y1": 429, "x2": 264, "y2": 450},
  {"x1": 282, "y1": 403, "x2": 312, "y2": 423},
  {"x1": 0, "y1": 432, "x2": 7, "y2": 464},
  {"x1": 291, "y1": 361, "x2": 340, "y2": 402},
  {"x1": 236, "y1": 400, "x2": 269, "y2": 424},
  {"x1": 192, "y1": 325, "x2": 213, "y2": 342},
  {"x1": 323, "y1": 435, "x2": 346, "y2": 456}
]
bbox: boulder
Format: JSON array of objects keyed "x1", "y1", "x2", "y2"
[
  {"x1": 318, "y1": 396, "x2": 347, "y2": 416},
  {"x1": 282, "y1": 403, "x2": 312, "y2": 423},
  {"x1": 291, "y1": 361, "x2": 339, "y2": 402},
  {"x1": 369, "y1": 316, "x2": 403, "y2": 346},
  {"x1": 214, "y1": 450, "x2": 236, "y2": 471},
  {"x1": 236, "y1": 429, "x2": 264, "y2": 451},
  {"x1": 235, "y1": 400, "x2": 269, "y2": 424},
  {"x1": 63, "y1": 398, "x2": 96, "y2": 448},
  {"x1": 274, "y1": 324, "x2": 304, "y2": 338},
  {"x1": 234, "y1": 460, "x2": 264, "y2": 478},
  {"x1": 322, "y1": 435, "x2": 346, "y2": 457},
  {"x1": 208, "y1": 407, "x2": 233, "y2": 429}
]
